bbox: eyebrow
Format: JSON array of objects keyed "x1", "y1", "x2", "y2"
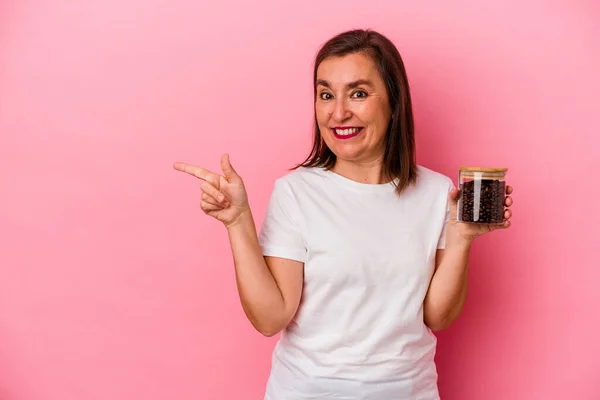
[{"x1": 316, "y1": 79, "x2": 374, "y2": 89}]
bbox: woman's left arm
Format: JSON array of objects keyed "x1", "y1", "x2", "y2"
[{"x1": 423, "y1": 185, "x2": 514, "y2": 331}]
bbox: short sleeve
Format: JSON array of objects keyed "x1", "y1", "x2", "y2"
[
  {"x1": 258, "y1": 179, "x2": 307, "y2": 263},
  {"x1": 436, "y1": 178, "x2": 456, "y2": 250}
]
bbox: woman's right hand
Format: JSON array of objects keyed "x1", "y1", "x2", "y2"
[{"x1": 173, "y1": 154, "x2": 250, "y2": 227}]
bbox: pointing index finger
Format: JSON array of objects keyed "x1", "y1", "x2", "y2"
[{"x1": 173, "y1": 162, "x2": 216, "y2": 181}]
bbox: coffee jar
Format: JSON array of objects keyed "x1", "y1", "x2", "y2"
[{"x1": 457, "y1": 166, "x2": 508, "y2": 224}]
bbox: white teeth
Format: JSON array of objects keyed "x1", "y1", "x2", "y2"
[{"x1": 335, "y1": 127, "x2": 361, "y2": 135}]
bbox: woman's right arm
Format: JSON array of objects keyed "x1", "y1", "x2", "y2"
[
  {"x1": 226, "y1": 209, "x2": 304, "y2": 336},
  {"x1": 173, "y1": 154, "x2": 303, "y2": 337}
]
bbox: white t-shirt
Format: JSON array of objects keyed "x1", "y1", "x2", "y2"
[{"x1": 258, "y1": 165, "x2": 454, "y2": 400}]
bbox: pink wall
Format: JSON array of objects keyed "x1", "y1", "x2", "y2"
[{"x1": 1, "y1": 1, "x2": 598, "y2": 399}]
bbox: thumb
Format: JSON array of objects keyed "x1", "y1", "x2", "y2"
[
  {"x1": 221, "y1": 154, "x2": 240, "y2": 182},
  {"x1": 448, "y1": 188, "x2": 460, "y2": 215}
]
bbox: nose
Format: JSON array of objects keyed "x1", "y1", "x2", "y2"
[{"x1": 331, "y1": 97, "x2": 352, "y2": 122}]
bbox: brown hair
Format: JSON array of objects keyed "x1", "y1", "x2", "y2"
[{"x1": 294, "y1": 29, "x2": 417, "y2": 195}]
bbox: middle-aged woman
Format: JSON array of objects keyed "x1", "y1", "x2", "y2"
[{"x1": 174, "y1": 29, "x2": 513, "y2": 400}]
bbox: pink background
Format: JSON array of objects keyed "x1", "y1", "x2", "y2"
[{"x1": 1, "y1": 1, "x2": 598, "y2": 399}]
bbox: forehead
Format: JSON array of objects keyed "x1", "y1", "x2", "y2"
[{"x1": 316, "y1": 52, "x2": 382, "y2": 85}]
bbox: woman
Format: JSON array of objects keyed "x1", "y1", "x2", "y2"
[{"x1": 174, "y1": 29, "x2": 513, "y2": 400}]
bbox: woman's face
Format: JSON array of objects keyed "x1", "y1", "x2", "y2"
[{"x1": 315, "y1": 52, "x2": 392, "y2": 165}]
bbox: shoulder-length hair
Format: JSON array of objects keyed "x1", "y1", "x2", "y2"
[{"x1": 294, "y1": 29, "x2": 417, "y2": 195}]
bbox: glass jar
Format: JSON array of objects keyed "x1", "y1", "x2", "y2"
[{"x1": 457, "y1": 167, "x2": 508, "y2": 224}]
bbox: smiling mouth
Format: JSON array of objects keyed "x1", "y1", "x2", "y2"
[{"x1": 332, "y1": 127, "x2": 364, "y2": 139}]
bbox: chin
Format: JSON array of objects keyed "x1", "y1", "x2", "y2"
[{"x1": 330, "y1": 145, "x2": 366, "y2": 162}]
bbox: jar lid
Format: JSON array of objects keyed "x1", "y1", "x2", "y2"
[
  {"x1": 459, "y1": 166, "x2": 507, "y2": 180},
  {"x1": 458, "y1": 166, "x2": 508, "y2": 172}
]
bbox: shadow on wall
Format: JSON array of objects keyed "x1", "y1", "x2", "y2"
[
  {"x1": 0, "y1": 329, "x2": 31, "y2": 400},
  {"x1": 407, "y1": 48, "x2": 530, "y2": 398}
]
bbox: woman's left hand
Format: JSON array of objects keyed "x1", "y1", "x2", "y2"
[{"x1": 446, "y1": 185, "x2": 513, "y2": 244}]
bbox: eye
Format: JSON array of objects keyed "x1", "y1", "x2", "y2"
[
  {"x1": 351, "y1": 90, "x2": 368, "y2": 99},
  {"x1": 319, "y1": 92, "x2": 333, "y2": 100}
]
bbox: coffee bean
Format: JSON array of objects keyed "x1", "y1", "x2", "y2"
[{"x1": 458, "y1": 180, "x2": 505, "y2": 224}]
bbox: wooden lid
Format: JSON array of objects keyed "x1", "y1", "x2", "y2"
[
  {"x1": 459, "y1": 166, "x2": 507, "y2": 180},
  {"x1": 458, "y1": 166, "x2": 508, "y2": 172}
]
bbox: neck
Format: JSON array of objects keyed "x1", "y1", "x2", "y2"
[{"x1": 332, "y1": 156, "x2": 391, "y2": 185}]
